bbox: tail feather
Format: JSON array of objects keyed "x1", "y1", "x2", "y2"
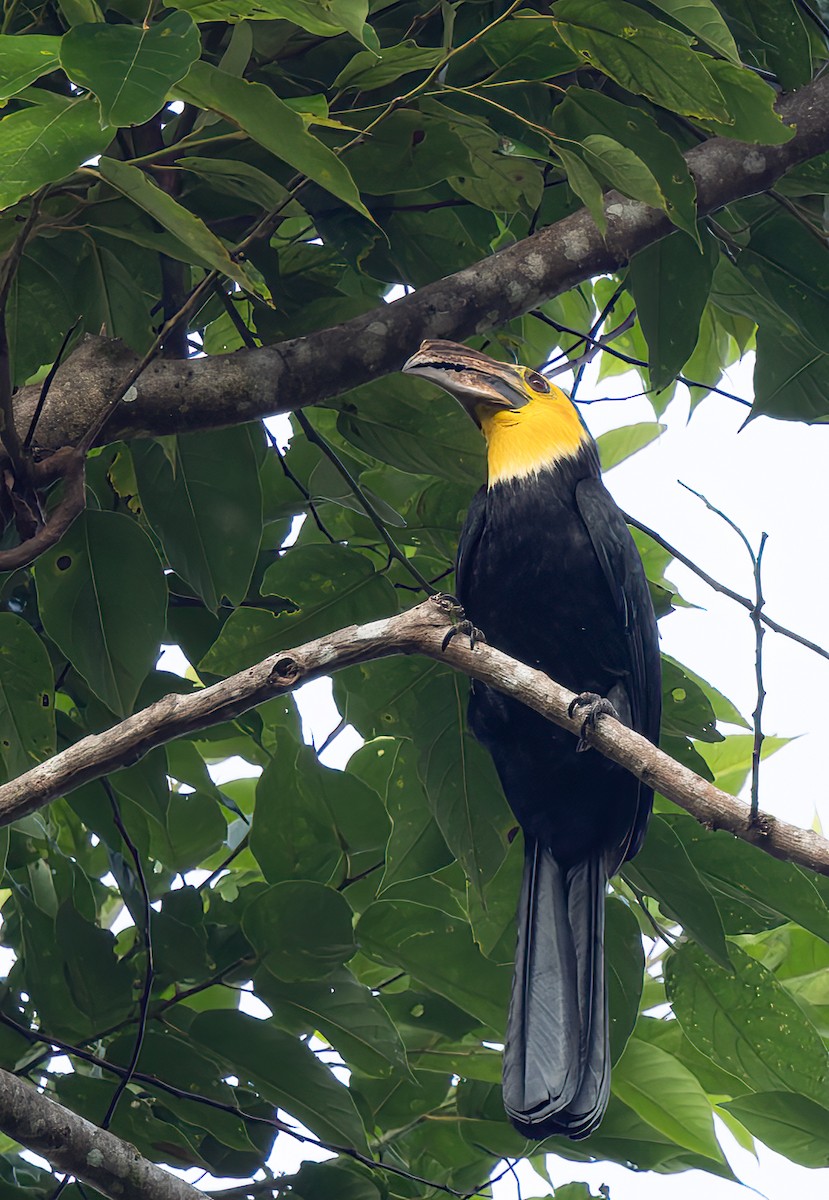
[{"x1": 502, "y1": 839, "x2": 609, "y2": 1141}]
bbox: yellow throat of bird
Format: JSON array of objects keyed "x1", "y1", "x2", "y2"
[{"x1": 478, "y1": 388, "x2": 589, "y2": 487}]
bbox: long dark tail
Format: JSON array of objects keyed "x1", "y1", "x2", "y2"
[{"x1": 502, "y1": 838, "x2": 609, "y2": 1141}]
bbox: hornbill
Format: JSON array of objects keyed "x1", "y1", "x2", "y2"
[{"x1": 402, "y1": 340, "x2": 661, "y2": 1141}]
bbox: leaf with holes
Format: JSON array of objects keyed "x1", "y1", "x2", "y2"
[{"x1": 34, "y1": 510, "x2": 166, "y2": 716}]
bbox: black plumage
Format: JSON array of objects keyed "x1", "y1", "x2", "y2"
[{"x1": 402, "y1": 340, "x2": 661, "y2": 1141}]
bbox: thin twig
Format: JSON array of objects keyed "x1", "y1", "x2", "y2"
[
  {"x1": 750, "y1": 535, "x2": 768, "y2": 821},
  {"x1": 101, "y1": 779, "x2": 154, "y2": 1126},
  {"x1": 294, "y1": 409, "x2": 434, "y2": 593},
  {"x1": 623, "y1": 511, "x2": 829, "y2": 663},
  {"x1": 0, "y1": 193, "x2": 45, "y2": 472},
  {"x1": 793, "y1": 0, "x2": 829, "y2": 41},
  {"x1": 678, "y1": 484, "x2": 770, "y2": 820},
  {"x1": 532, "y1": 312, "x2": 752, "y2": 407},
  {"x1": 23, "y1": 318, "x2": 82, "y2": 451}
]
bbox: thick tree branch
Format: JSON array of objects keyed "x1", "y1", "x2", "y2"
[
  {"x1": 0, "y1": 1066, "x2": 203, "y2": 1200},
  {"x1": 11, "y1": 76, "x2": 829, "y2": 451},
  {"x1": 0, "y1": 599, "x2": 826, "y2": 876}
]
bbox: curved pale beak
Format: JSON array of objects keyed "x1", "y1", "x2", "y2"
[{"x1": 402, "y1": 339, "x2": 530, "y2": 423}]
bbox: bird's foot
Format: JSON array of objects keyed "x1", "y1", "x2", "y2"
[
  {"x1": 431, "y1": 593, "x2": 486, "y2": 652},
  {"x1": 568, "y1": 692, "x2": 619, "y2": 752}
]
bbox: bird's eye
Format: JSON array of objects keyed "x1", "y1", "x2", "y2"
[{"x1": 525, "y1": 371, "x2": 551, "y2": 394}]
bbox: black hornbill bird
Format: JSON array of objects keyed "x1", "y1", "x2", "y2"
[{"x1": 402, "y1": 340, "x2": 661, "y2": 1141}]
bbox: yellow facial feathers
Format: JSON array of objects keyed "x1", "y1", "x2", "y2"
[{"x1": 477, "y1": 378, "x2": 588, "y2": 486}]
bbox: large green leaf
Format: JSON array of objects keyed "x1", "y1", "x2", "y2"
[
  {"x1": 201, "y1": 544, "x2": 397, "y2": 673},
  {"x1": 335, "y1": 41, "x2": 443, "y2": 91},
  {"x1": 647, "y1": 1, "x2": 740, "y2": 63},
  {"x1": 242, "y1": 881, "x2": 357, "y2": 981},
  {"x1": 605, "y1": 897, "x2": 644, "y2": 1064},
  {"x1": 132, "y1": 426, "x2": 263, "y2": 611},
  {"x1": 0, "y1": 35, "x2": 62, "y2": 100},
  {"x1": 258, "y1": 964, "x2": 409, "y2": 1076},
  {"x1": 189, "y1": 1009, "x2": 370, "y2": 1152},
  {"x1": 721, "y1": 1092, "x2": 829, "y2": 1167},
  {"x1": 752, "y1": 327, "x2": 829, "y2": 422},
  {"x1": 35, "y1": 510, "x2": 167, "y2": 716},
  {"x1": 719, "y1": 0, "x2": 812, "y2": 91},
  {"x1": 334, "y1": 376, "x2": 485, "y2": 485},
  {"x1": 173, "y1": 61, "x2": 371, "y2": 220},
  {"x1": 553, "y1": 0, "x2": 728, "y2": 120},
  {"x1": 552, "y1": 87, "x2": 699, "y2": 242},
  {"x1": 347, "y1": 737, "x2": 453, "y2": 891},
  {"x1": 612, "y1": 1038, "x2": 722, "y2": 1161},
  {"x1": 0, "y1": 614, "x2": 55, "y2": 779},
  {"x1": 61, "y1": 13, "x2": 200, "y2": 126},
  {"x1": 629, "y1": 231, "x2": 718, "y2": 391},
  {"x1": 356, "y1": 899, "x2": 511, "y2": 1033},
  {"x1": 626, "y1": 814, "x2": 730, "y2": 968},
  {"x1": 97, "y1": 158, "x2": 266, "y2": 296},
  {"x1": 692, "y1": 59, "x2": 794, "y2": 143},
  {"x1": 0, "y1": 96, "x2": 112, "y2": 212},
  {"x1": 596, "y1": 422, "x2": 666, "y2": 472},
  {"x1": 666, "y1": 941, "x2": 829, "y2": 1103}
]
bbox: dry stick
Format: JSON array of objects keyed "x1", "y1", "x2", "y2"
[
  {"x1": 678, "y1": 482, "x2": 771, "y2": 821},
  {"x1": 0, "y1": 598, "x2": 827, "y2": 875},
  {"x1": 624, "y1": 512, "x2": 829, "y2": 664}
]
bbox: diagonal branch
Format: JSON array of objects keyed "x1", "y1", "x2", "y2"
[
  {"x1": 0, "y1": 1066, "x2": 203, "y2": 1200},
  {"x1": 0, "y1": 599, "x2": 826, "y2": 875},
  {"x1": 9, "y1": 75, "x2": 829, "y2": 453}
]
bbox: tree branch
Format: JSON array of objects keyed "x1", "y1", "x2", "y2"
[
  {"x1": 10, "y1": 76, "x2": 829, "y2": 452},
  {"x1": 0, "y1": 598, "x2": 826, "y2": 876},
  {"x1": 0, "y1": 1067, "x2": 203, "y2": 1200}
]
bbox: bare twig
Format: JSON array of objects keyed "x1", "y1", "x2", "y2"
[
  {"x1": 23, "y1": 317, "x2": 82, "y2": 451},
  {"x1": 624, "y1": 511, "x2": 829, "y2": 664},
  {"x1": 0, "y1": 599, "x2": 826, "y2": 875},
  {"x1": 679, "y1": 484, "x2": 770, "y2": 820}
]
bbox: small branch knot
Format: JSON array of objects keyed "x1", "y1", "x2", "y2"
[{"x1": 270, "y1": 656, "x2": 300, "y2": 684}]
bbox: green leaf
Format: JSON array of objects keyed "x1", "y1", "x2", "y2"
[
  {"x1": 173, "y1": 61, "x2": 371, "y2": 221},
  {"x1": 132, "y1": 426, "x2": 263, "y2": 611},
  {"x1": 250, "y1": 735, "x2": 343, "y2": 884},
  {"x1": 0, "y1": 615, "x2": 55, "y2": 779},
  {"x1": 612, "y1": 1038, "x2": 722, "y2": 1161},
  {"x1": 647, "y1": 1, "x2": 740, "y2": 63},
  {"x1": 258, "y1": 964, "x2": 409, "y2": 1076},
  {"x1": 696, "y1": 733, "x2": 790, "y2": 796},
  {"x1": 0, "y1": 97, "x2": 112, "y2": 212},
  {"x1": 666, "y1": 941, "x2": 829, "y2": 1103},
  {"x1": 596, "y1": 422, "x2": 666, "y2": 472},
  {"x1": 334, "y1": 376, "x2": 485, "y2": 484},
  {"x1": 555, "y1": 145, "x2": 607, "y2": 234},
  {"x1": 738, "y1": 213, "x2": 829, "y2": 355},
  {"x1": 61, "y1": 13, "x2": 200, "y2": 127},
  {"x1": 722, "y1": 0, "x2": 812, "y2": 91},
  {"x1": 721, "y1": 1092, "x2": 829, "y2": 1168},
  {"x1": 96, "y1": 158, "x2": 266, "y2": 296},
  {"x1": 34, "y1": 510, "x2": 166, "y2": 716},
  {"x1": 606, "y1": 897, "x2": 644, "y2": 1064},
  {"x1": 357, "y1": 899, "x2": 511, "y2": 1033},
  {"x1": 335, "y1": 41, "x2": 443, "y2": 91},
  {"x1": 663, "y1": 814, "x2": 829, "y2": 944},
  {"x1": 553, "y1": 0, "x2": 729, "y2": 120},
  {"x1": 0, "y1": 35, "x2": 62, "y2": 101},
  {"x1": 626, "y1": 814, "x2": 731, "y2": 968},
  {"x1": 629, "y1": 232, "x2": 717, "y2": 391},
  {"x1": 189, "y1": 1009, "x2": 370, "y2": 1152},
  {"x1": 348, "y1": 738, "x2": 453, "y2": 892},
  {"x1": 752, "y1": 327, "x2": 829, "y2": 422},
  {"x1": 552, "y1": 87, "x2": 699, "y2": 242},
  {"x1": 243, "y1": 881, "x2": 357, "y2": 981},
  {"x1": 582, "y1": 135, "x2": 669, "y2": 213},
  {"x1": 178, "y1": 156, "x2": 293, "y2": 212},
  {"x1": 692, "y1": 59, "x2": 795, "y2": 143}
]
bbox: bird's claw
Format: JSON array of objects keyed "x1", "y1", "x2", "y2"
[
  {"x1": 431, "y1": 593, "x2": 486, "y2": 651},
  {"x1": 568, "y1": 692, "x2": 619, "y2": 752}
]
